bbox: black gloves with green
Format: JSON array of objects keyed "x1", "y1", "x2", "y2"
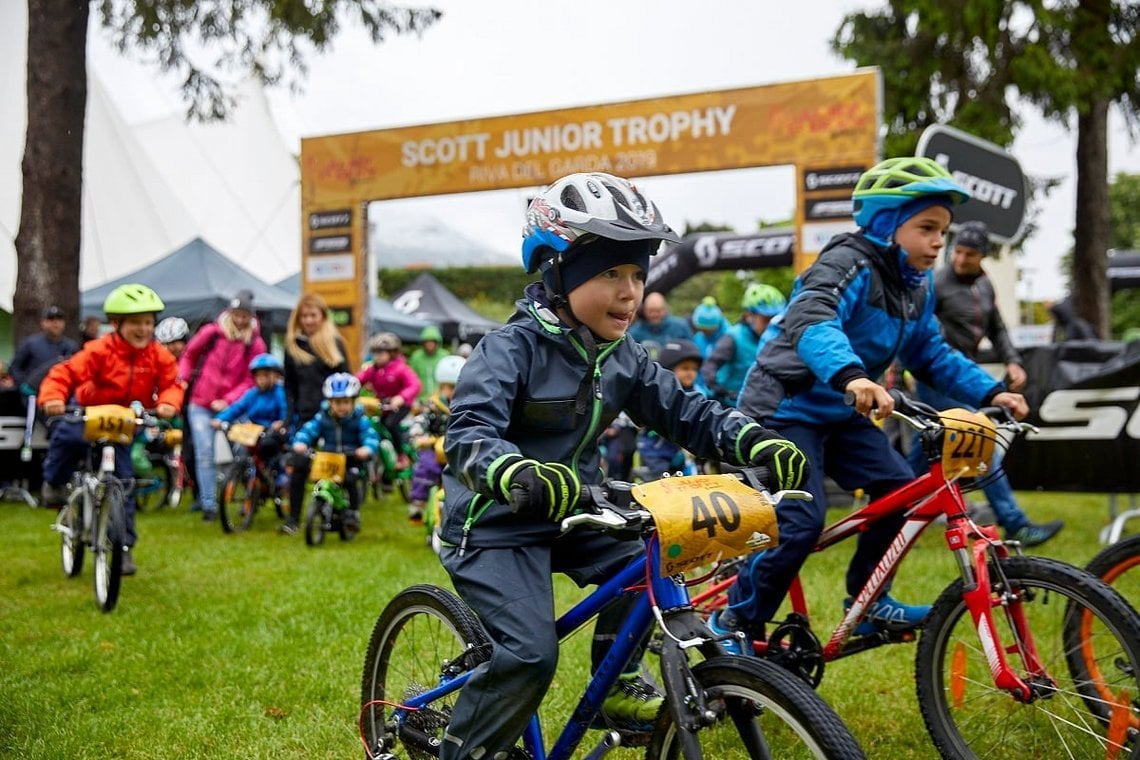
[
  {"x1": 490, "y1": 455, "x2": 581, "y2": 522},
  {"x1": 737, "y1": 426, "x2": 810, "y2": 491}
]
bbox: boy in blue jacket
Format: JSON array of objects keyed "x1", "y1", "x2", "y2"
[
  {"x1": 290, "y1": 372, "x2": 379, "y2": 531},
  {"x1": 212, "y1": 353, "x2": 289, "y2": 465},
  {"x1": 437, "y1": 172, "x2": 807, "y2": 760},
  {"x1": 718, "y1": 157, "x2": 1029, "y2": 646}
]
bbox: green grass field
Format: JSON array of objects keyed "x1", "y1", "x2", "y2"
[{"x1": 0, "y1": 489, "x2": 1125, "y2": 759}]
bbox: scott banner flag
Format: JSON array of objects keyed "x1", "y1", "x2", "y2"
[{"x1": 1005, "y1": 341, "x2": 1140, "y2": 492}]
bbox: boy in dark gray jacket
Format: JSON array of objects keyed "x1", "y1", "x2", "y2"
[{"x1": 438, "y1": 172, "x2": 806, "y2": 760}]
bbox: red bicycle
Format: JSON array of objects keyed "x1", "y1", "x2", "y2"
[
  {"x1": 217, "y1": 422, "x2": 288, "y2": 533},
  {"x1": 694, "y1": 390, "x2": 1140, "y2": 759}
]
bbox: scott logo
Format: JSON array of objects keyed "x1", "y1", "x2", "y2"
[{"x1": 1031, "y1": 387, "x2": 1140, "y2": 440}]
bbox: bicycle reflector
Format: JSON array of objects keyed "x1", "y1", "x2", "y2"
[{"x1": 938, "y1": 409, "x2": 998, "y2": 478}]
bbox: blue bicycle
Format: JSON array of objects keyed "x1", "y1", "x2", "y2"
[{"x1": 359, "y1": 468, "x2": 865, "y2": 759}]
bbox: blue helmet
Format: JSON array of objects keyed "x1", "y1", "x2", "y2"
[
  {"x1": 691, "y1": 297, "x2": 724, "y2": 331},
  {"x1": 851, "y1": 156, "x2": 970, "y2": 229},
  {"x1": 322, "y1": 372, "x2": 361, "y2": 399},
  {"x1": 248, "y1": 353, "x2": 283, "y2": 375}
]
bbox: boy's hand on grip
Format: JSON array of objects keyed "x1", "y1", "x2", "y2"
[
  {"x1": 495, "y1": 458, "x2": 581, "y2": 522},
  {"x1": 739, "y1": 427, "x2": 810, "y2": 491}
]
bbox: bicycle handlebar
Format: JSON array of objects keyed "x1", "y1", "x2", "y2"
[{"x1": 843, "y1": 388, "x2": 1037, "y2": 434}]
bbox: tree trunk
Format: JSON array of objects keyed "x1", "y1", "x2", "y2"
[
  {"x1": 13, "y1": 0, "x2": 89, "y2": 344},
  {"x1": 1071, "y1": 97, "x2": 1110, "y2": 338}
]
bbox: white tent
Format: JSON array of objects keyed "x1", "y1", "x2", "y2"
[{"x1": 1, "y1": 2, "x2": 300, "y2": 312}]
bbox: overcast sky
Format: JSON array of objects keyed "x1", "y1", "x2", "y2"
[{"x1": 88, "y1": 0, "x2": 1140, "y2": 300}]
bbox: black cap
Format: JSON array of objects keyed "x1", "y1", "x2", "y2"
[
  {"x1": 229, "y1": 289, "x2": 254, "y2": 313},
  {"x1": 955, "y1": 221, "x2": 991, "y2": 255},
  {"x1": 42, "y1": 305, "x2": 65, "y2": 320}
]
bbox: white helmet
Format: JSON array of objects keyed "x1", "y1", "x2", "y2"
[
  {"x1": 434, "y1": 355, "x2": 466, "y2": 386},
  {"x1": 155, "y1": 316, "x2": 189, "y2": 344},
  {"x1": 521, "y1": 173, "x2": 680, "y2": 273}
]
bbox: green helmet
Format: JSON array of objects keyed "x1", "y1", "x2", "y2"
[
  {"x1": 851, "y1": 156, "x2": 970, "y2": 228},
  {"x1": 741, "y1": 283, "x2": 786, "y2": 317},
  {"x1": 419, "y1": 325, "x2": 442, "y2": 343},
  {"x1": 103, "y1": 284, "x2": 165, "y2": 316}
]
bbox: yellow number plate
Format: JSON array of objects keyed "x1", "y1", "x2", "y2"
[
  {"x1": 632, "y1": 474, "x2": 779, "y2": 576},
  {"x1": 939, "y1": 409, "x2": 998, "y2": 477},
  {"x1": 82, "y1": 405, "x2": 136, "y2": 444},
  {"x1": 310, "y1": 451, "x2": 347, "y2": 483},
  {"x1": 358, "y1": 396, "x2": 382, "y2": 416},
  {"x1": 226, "y1": 423, "x2": 265, "y2": 448}
]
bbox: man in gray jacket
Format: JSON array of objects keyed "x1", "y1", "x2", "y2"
[{"x1": 908, "y1": 221, "x2": 1062, "y2": 546}]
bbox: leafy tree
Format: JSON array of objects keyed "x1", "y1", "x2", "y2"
[
  {"x1": 1108, "y1": 173, "x2": 1140, "y2": 337},
  {"x1": 833, "y1": 0, "x2": 1140, "y2": 337},
  {"x1": 14, "y1": 0, "x2": 441, "y2": 342}
]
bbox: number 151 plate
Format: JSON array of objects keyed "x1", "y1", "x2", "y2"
[{"x1": 632, "y1": 474, "x2": 779, "y2": 576}]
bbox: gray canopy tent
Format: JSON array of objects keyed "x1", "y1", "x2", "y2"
[
  {"x1": 389, "y1": 272, "x2": 500, "y2": 343},
  {"x1": 82, "y1": 237, "x2": 298, "y2": 331}
]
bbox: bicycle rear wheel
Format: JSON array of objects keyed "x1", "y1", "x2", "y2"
[
  {"x1": 93, "y1": 482, "x2": 125, "y2": 613},
  {"x1": 1085, "y1": 534, "x2": 1140, "y2": 612},
  {"x1": 916, "y1": 555, "x2": 1140, "y2": 759},
  {"x1": 360, "y1": 584, "x2": 491, "y2": 759},
  {"x1": 646, "y1": 656, "x2": 865, "y2": 759},
  {"x1": 58, "y1": 493, "x2": 84, "y2": 577}
]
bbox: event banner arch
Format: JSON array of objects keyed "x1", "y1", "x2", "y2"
[{"x1": 300, "y1": 69, "x2": 880, "y2": 358}]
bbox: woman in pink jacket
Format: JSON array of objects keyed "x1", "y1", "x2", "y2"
[
  {"x1": 178, "y1": 290, "x2": 267, "y2": 521},
  {"x1": 357, "y1": 332, "x2": 421, "y2": 473}
]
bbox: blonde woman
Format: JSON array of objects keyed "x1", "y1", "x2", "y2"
[
  {"x1": 281, "y1": 293, "x2": 349, "y2": 533},
  {"x1": 179, "y1": 290, "x2": 266, "y2": 521}
]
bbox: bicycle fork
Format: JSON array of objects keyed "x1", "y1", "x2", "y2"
[{"x1": 945, "y1": 521, "x2": 1044, "y2": 702}]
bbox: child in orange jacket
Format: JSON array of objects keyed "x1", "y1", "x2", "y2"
[{"x1": 39, "y1": 284, "x2": 183, "y2": 576}]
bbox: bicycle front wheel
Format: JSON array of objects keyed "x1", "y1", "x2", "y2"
[
  {"x1": 646, "y1": 656, "x2": 866, "y2": 759},
  {"x1": 360, "y1": 584, "x2": 491, "y2": 759},
  {"x1": 1085, "y1": 533, "x2": 1140, "y2": 612},
  {"x1": 916, "y1": 555, "x2": 1140, "y2": 759},
  {"x1": 220, "y1": 464, "x2": 258, "y2": 534},
  {"x1": 304, "y1": 497, "x2": 327, "y2": 547},
  {"x1": 93, "y1": 482, "x2": 125, "y2": 613}
]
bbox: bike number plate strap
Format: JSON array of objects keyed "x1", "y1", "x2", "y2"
[
  {"x1": 632, "y1": 473, "x2": 778, "y2": 576},
  {"x1": 227, "y1": 423, "x2": 265, "y2": 448},
  {"x1": 83, "y1": 405, "x2": 136, "y2": 444},
  {"x1": 938, "y1": 409, "x2": 997, "y2": 477},
  {"x1": 310, "y1": 452, "x2": 347, "y2": 483}
]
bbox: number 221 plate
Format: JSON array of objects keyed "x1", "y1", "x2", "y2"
[{"x1": 632, "y1": 474, "x2": 779, "y2": 576}]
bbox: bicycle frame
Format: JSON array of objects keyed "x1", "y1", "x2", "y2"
[
  {"x1": 390, "y1": 540, "x2": 710, "y2": 760},
  {"x1": 692, "y1": 458, "x2": 1045, "y2": 700}
]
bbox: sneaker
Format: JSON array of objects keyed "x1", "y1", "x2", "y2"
[
  {"x1": 188, "y1": 501, "x2": 203, "y2": 514},
  {"x1": 41, "y1": 482, "x2": 69, "y2": 507},
  {"x1": 278, "y1": 520, "x2": 298, "y2": 536},
  {"x1": 601, "y1": 674, "x2": 664, "y2": 727},
  {"x1": 845, "y1": 594, "x2": 930, "y2": 636},
  {"x1": 1010, "y1": 520, "x2": 1064, "y2": 547},
  {"x1": 121, "y1": 548, "x2": 137, "y2": 576},
  {"x1": 708, "y1": 610, "x2": 744, "y2": 655},
  {"x1": 408, "y1": 500, "x2": 425, "y2": 524},
  {"x1": 344, "y1": 509, "x2": 361, "y2": 531},
  {"x1": 202, "y1": 510, "x2": 217, "y2": 523}
]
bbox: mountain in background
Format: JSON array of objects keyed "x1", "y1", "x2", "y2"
[{"x1": 369, "y1": 213, "x2": 515, "y2": 269}]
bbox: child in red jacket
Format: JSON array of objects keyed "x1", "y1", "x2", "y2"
[{"x1": 40, "y1": 285, "x2": 183, "y2": 575}]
